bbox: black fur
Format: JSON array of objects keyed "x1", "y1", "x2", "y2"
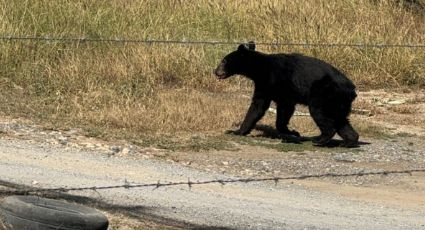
[{"x1": 214, "y1": 42, "x2": 359, "y2": 147}]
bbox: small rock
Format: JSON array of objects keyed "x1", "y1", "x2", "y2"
[
  {"x1": 117, "y1": 226, "x2": 133, "y2": 230},
  {"x1": 387, "y1": 99, "x2": 406, "y2": 105},
  {"x1": 83, "y1": 142, "x2": 95, "y2": 148},
  {"x1": 57, "y1": 136, "x2": 68, "y2": 145},
  {"x1": 222, "y1": 161, "x2": 229, "y2": 166},
  {"x1": 110, "y1": 146, "x2": 121, "y2": 153},
  {"x1": 120, "y1": 147, "x2": 130, "y2": 156},
  {"x1": 45, "y1": 138, "x2": 56, "y2": 144},
  {"x1": 153, "y1": 152, "x2": 167, "y2": 157},
  {"x1": 333, "y1": 154, "x2": 356, "y2": 163},
  {"x1": 64, "y1": 129, "x2": 79, "y2": 136}
]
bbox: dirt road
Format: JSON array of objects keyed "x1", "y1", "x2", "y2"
[{"x1": 0, "y1": 138, "x2": 424, "y2": 229}]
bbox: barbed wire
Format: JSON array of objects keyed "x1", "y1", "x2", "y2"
[
  {"x1": 0, "y1": 35, "x2": 424, "y2": 49},
  {"x1": 0, "y1": 168, "x2": 424, "y2": 195}
]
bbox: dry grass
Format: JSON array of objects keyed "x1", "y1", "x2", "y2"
[
  {"x1": 387, "y1": 104, "x2": 417, "y2": 114},
  {"x1": 0, "y1": 0, "x2": 424, "y2": 146}
]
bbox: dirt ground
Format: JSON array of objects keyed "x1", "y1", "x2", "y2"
[
  {"x1": 354, "y1": 89, "x2": 425, "y2": 136},
  {"x1": 166, "y1": 89, "x2": 425, "y2": 211},
  {"x1": 0, "y1": 89, "x2": 424, "y2": 229}
]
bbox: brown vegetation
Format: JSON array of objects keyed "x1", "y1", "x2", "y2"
[{"x1": 0, "y1": 0, "x2": 424, "y2": 145}]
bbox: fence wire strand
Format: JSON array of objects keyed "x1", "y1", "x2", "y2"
[
  {"x1": 0, "y1": 169, "x2": 424, "y2": 195},
  {"x1": 0, "y1": 36, "x2": 424, "y2": 195},
  {"x1": 1, "y1": 36, "x2": 424, "y2": 48}
]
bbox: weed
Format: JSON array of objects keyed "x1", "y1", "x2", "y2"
[{"x1": 0, "y1": 0, "x2": 423, "y2": 146}]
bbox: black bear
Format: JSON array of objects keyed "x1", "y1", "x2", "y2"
[{"x1": 214, "y1": 42, "x2": 359, "y2": 147}]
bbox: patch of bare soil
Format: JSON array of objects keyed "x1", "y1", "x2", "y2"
[{"x1": 354, "y1": 89, "x2": 425, "y2": 136}]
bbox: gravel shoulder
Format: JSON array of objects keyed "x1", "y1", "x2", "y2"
[{"x1": 0, "y1": 136, "x2": 424, "y2": 229}]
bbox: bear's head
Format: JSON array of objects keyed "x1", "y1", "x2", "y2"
[{"x1": 214, "y1": 41, "x2": 256, "y2": 80}]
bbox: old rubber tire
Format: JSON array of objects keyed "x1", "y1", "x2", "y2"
[{"x1": 0, "y1": 196, "x2": 108, "y2": 230}]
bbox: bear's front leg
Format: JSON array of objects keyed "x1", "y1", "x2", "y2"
[
  {"x1": 226, "y1": 97, "x2": 271, "y2": 136},
  {"x1": 276, "y1": 103, "x2": 301, "y2": 143}
]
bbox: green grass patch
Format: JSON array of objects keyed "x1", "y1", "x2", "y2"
[
  {"x1": 127, "y1": 133, "x2": 363, "y2": 153},
  {"x1": 132, "y1": 135, "x2": 238, "y2": 152},
  {"x1": 227, "y1": 135, "x2": 362, "y2": 153}
]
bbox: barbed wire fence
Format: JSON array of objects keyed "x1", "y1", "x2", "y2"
[
  {"x1": 1, "y1": 169, "x2": 425, "y2": 196},
  {"x1": 1, "y1": 35, "x2": 425, "y2": 49},
  {"x1": 0, "y1": 36, "x2": 424, "y2": 196}
]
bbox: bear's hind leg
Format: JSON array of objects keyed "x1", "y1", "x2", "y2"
[
  {"x1": 309, "y1": 106, "x2": 336, "y2": 146},
  {"x1": 337, "y1": 122, "x2": 359, "y2": 148}
]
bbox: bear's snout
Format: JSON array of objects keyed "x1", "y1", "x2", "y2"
[{"x1": 214, "y1": 67, "x2": 227, "y2": 79}]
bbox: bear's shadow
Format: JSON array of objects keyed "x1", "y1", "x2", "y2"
[{"x1": 253, "y1": 124, "x2": 370, "y2": 148}]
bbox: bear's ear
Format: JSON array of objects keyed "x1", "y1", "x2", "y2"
[
  {"x1": 237, "y1": 41, "x2": 256, "y2": 51},
  {"x1": 238, "y1": 44, "x2": 248, "y2": 51},
  {"x1": 247, "y1": 41, "x2": 256, "y2": 50}
]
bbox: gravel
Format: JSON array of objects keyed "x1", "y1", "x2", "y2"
[{"x1": 0, "y1": 119, "x2": 425, "y2": 229}]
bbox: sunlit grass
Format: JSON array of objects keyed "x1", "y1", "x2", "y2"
[{"x1": 0, "y1": 0, "x2": 424, "y2": 145}]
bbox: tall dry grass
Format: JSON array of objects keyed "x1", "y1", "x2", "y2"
[{"x1": 0, "y1": 0, "x2": 424, "y2": 141}]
